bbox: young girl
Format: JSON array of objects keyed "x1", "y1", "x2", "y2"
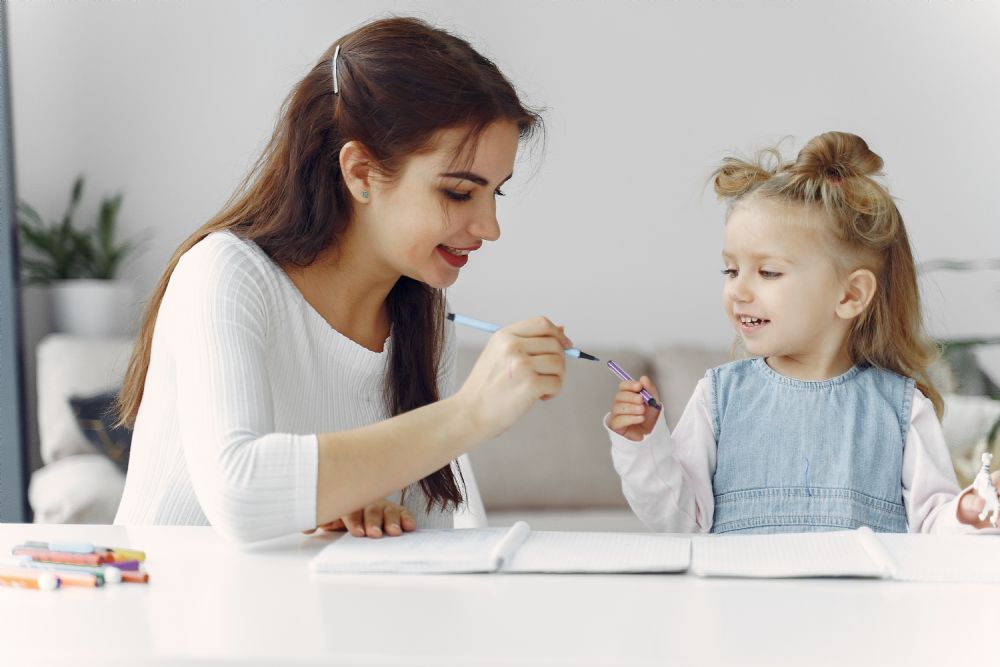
[
  {"x1": 113, "y1": 17, "x2": 574, "y2": 543},
  {"x1": 607, "y1": 131, "x2": 998, "y2": 534}
]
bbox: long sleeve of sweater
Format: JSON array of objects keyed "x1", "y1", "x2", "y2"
[{"x1": 163, "y1": 238, "x2": 318, "y2": 544}]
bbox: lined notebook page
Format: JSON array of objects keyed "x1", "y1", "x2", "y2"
[
  {"x1": 691, "y1": 529, "x2": 888, "y2": 578},
  {"x1": 877, "y1": 533, "x2": 1000, "y2": 582},
  {"x1": 310, "y1": 527, "x2": 513, "y2": 574},
  {"x1": 504, "y1": 531, "x2": 691, "y2": 573}
]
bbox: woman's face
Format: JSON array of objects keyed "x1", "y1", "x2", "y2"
[{"x1": 365, "y1": 121, "x2": 520, "y2": 289}]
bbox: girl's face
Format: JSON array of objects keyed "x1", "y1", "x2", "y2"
[
  {"x1": 365, "y1": 121, "x2": 520, "y2": 289},
  {"x1": 721, "y1": 198, "x2": 852, "y2": 362}
]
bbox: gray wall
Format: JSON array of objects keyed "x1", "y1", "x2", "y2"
[{"x1": 8, "y1": 1, "x2": 1000, "y2": 466}]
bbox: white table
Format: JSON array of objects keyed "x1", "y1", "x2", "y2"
[{"x1": 0, "y1": 523, "x2": 995, "y2": 666}]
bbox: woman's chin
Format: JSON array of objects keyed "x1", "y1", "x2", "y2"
[{"x1": 413, "y1": 270, "x2": 459, "y2": 290}]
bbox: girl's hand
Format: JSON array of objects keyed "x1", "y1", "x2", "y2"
[
  {"x1": 608, "y1": 377, "x2": 662, "y2": 442},
  {"x1": 303, "y1": 499, "x2": 416, "y2": 538},
  {"x1": 957, "y1": 471, "x2": 1000, "y2": 528},
  {"x1": 455, "y1": 316, "x2": 571, "y2": 442}
]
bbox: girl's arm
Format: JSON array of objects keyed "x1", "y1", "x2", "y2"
[
  {"x1": 902, "y1": 387, "x2": 980, "y2": 533},
  {"x1": 605, "y1": 378, "x2": 717, "y2": 532}
]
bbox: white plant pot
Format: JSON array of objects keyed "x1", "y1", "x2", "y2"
[{"x1": 49, "y1": 279, "x2": 135, "y2": 337}]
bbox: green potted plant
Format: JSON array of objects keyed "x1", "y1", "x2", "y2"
[{"x1": 17, "y1": 175, "x2": 139, "y2": 336}]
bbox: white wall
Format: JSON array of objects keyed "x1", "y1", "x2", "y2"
[{"x1": 9, "y1": 0, "x2": 1000, "y2": 359}]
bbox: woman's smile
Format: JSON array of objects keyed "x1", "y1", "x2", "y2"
[{"x1": 436, "y1": 243, "x2": 480, "y2": 268}]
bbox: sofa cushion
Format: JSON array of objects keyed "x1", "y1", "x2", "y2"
[
  {"x1": 650, "y1": 344, "x2": 732, "y2": 430},
  {"x1": 28, "y1": 454, "x2": 126, "y2": 524},
  {"x1": 36, "y1": 334, "x2": 134, "y2": 464},
  {"x1": 461, "y1": 345, "x2": 649, "y2": 511}
]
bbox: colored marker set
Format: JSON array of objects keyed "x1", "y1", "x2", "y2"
[{"x1": 1, "y1": 541, "x2": 149, "y2": 591}]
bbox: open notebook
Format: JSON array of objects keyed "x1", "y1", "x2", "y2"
[
  {"x1": 309, "y1": 521, "x2": 691, "y2": 574},
  {"x1": 310, "y1": 523, "x2": 1000, "y2": 581}
]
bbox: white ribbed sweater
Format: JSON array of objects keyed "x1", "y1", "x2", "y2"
[{"x1": 114, "y1": 231, "x2": 483, "y2": 543}]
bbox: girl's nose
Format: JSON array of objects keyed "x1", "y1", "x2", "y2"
[{"x1": 726, "y1": 276, "x2": 752, "y2": 303}]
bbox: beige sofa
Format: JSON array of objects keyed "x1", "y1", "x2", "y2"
[{"x1": 29, "y1": 335, "x2": 1000, "y2": 531}]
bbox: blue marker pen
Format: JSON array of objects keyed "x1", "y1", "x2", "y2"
[{"x1": 446, "y1": 313, "x2": 600, "y2": 361}]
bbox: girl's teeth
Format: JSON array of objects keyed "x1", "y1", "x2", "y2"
[{"x1": 442, "y1": 246, "x2": 469, "y2": 256}]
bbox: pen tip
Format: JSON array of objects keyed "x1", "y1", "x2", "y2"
[
  {"x1": 578, "y1": 351, "x2": 600, "y2": 362},
  {"x1": 445, "y1": 312, "x2": 455, "y2": 321}
]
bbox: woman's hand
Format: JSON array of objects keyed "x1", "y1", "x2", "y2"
[
  {"x1": 608, "y1": 377, "x2": 662, "y2": 442},
  {"x1": 957, "y1": 471, "x2": 1000, "y2": 528},
  {"x1": 454, "y1": 316, "x2": 571, "y2": 441},
  {"x1": 304, "y1": 498, "x2": 416, "y2": 538}
]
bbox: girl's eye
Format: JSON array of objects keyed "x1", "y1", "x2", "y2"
[
  {"x1": 443, "y1": 190, "x2": 472, "y2": 202},
  {"x1": 721, "y1": 268, "x2": 737, "y2": 277},
  {"x1": 494, "y1": 188, "x2": 506, "y2": 197},
  {"x1": 760, "y1": 270, "x2": 782, "y2": 279}
]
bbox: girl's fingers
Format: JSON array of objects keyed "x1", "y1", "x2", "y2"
[
  {"x1": 400, "y1": 509, "x2": 416, "y2": 532},
  {"x1": 614, "y1": 401, "x2": 646, "y2": 417},
  {"x1": 615, "y1": 389, "x2": 645, "y2": 403},
  {"x1": 609, "y1": 413, "x2": 646, "y2": 433},
  {"x1": 363, "y1": 503, "x2": 384, "y2": 538},
  {"x1": 618, "y1": 380, "x2": 643, "y2": 393},
  {"x1": 639, "y1": 376, "x2": 662, "y2": 401}
]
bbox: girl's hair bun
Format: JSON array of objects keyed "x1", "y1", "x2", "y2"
[{"x1": 792, "y1": 131, "x2": 883, "y2": 184}]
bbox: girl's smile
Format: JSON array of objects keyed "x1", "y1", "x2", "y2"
[{"x1": 736, "y1": 313, "x2": 770, "y2": 333}]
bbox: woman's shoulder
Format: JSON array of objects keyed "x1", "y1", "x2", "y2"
[{"x1": 174, "y1": 230, "x2": 276, "y2": 289}]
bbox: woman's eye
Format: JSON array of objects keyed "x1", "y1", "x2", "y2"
[
  {"x1": 494, "y1": 188, "x2": 506, "y2": 197},
  {"x1": 443, "y1": 190, "x2": 472, "y2": 202},
  {"x1": 760, "y1": 270, "x2": 782, "y2": 279},
  {"x1": 721, "y1": 268, "x2": 737, "y2": 277}
]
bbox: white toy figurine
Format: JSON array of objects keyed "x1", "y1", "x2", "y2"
[{"x1": 972, "y1": 452, "x2": 1000, "y2": 527}]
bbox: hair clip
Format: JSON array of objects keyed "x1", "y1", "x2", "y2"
[{"x1": 331, "y1": 44, "x2": 341, "y2": 95}]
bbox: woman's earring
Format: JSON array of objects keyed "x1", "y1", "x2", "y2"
[{"x1": 362, "y1": 190, "x2": 369, "y2": 200}]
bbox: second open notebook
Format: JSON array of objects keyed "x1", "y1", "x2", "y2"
[{"x1": 309, "y1": 523, "x2": 1000, "y2": 581}]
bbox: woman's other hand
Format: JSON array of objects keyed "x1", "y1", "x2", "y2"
[{"x1": 304, "y1": 498, "x2": 416, "y2": 538}]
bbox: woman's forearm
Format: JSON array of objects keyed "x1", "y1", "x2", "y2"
[{"x1": 315, "y1": 393, "x2": 479, "y2": 524}]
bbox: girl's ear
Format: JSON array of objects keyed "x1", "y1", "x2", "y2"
[
  {"x1": 836, "y1": 269, "x2": 877, "y2": 320},
  {"x1": 339, "y1": 141, "x2": 374, "y2": 204}
]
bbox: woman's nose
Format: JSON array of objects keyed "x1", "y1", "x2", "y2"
[{"x1": 468, "y1": 210, "x2": 501, "y2": 242}]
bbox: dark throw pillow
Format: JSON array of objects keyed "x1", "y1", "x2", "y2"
[{"x1": 69, "y1": 391, "x2": 132, "y2": 473}]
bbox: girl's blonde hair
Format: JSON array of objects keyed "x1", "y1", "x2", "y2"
[{"x1": 711, "y1": 131, "x2": 943, "y2": 418}]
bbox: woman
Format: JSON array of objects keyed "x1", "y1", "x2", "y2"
[{"x1": 114, "y1": 17, "x2": 572, "y2": 543}]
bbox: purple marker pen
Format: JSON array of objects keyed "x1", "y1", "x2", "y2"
[{"x1": 607, "y1": 360, "x2": 661, "y2": 410}]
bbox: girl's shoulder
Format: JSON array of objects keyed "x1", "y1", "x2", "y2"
[{"x1": 704, "y1": 357, "x2": 755, "y2": 379}]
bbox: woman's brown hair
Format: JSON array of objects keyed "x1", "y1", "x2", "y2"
[
  {"x1": 116, "y1": 17, "x2": 542, "y2": 511},
  {"x1": 711, "y1": 131, "x2": 944, "y2": 418}
]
